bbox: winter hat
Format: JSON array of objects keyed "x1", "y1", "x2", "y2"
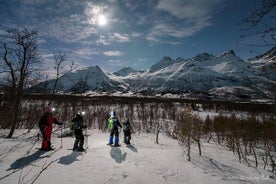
[
  {"x1": 45, "y1": 106, "x2": 52, "y2": 114},
  {"x1": 110, "y1": 111, "x2": 115, "y2": 117}
]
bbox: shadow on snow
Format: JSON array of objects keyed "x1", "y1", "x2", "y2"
[
  {"x1": 7, "y1": 150, "x2": 50, "y2": 171},
  {"x1": 58, "y1": 151, "x2": 84, "y2": 165},
  {"x1": 110, "y1": 147, "x2": 127, "y2": 163}
]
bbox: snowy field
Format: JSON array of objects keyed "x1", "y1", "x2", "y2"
[{"x1": 0, "y1": 129, "x2": 275, "y2": 184}]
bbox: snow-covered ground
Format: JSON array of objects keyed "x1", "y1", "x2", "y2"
[{"x1": 0, "y1": 129, "x2": 274, "y2": 184}]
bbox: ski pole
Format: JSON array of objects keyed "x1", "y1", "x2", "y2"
[
  {"x1": 132, "y1": 133, "x2": 134, "y2": 145},
  {"x1": 85, "y1": 126, "x2": 88, "y2": 149},
  {"x1": 60, "y1": 124, "x2": 63, "y2": 148},
  {"x1": 119, "y1": 128, "x2": 122, "y2": 145}
]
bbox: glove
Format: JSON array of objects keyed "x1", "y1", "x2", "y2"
[{"x1": 56, "y1": 121, "x2": 63, "y2": 125}]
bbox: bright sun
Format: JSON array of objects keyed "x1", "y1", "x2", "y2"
[{"x1": 98, "y1": 14, "x2": 107, "y2": 26}]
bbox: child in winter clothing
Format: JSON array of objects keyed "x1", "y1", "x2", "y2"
[
  {"x1": 107, "y1": 111, "x2": 122, "y2": 147},
  {"x1": 71, "y1": 113, "x2": 87, "y2": 151},
  {"x1": 38, "y1": 107, "x2": 62, "y2": 150},
  {"x1": 123, "y1": 119, "x2": 132, "y2": 144}
]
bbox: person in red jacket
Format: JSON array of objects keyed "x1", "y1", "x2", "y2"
[{"x1": 38, "y1": 106, "x2": 62, "y2": 150}]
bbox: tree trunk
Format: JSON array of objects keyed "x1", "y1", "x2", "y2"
[
  {"x1": 155, "y1": 123, "x2": 160, "y2": 144},
  {"x1": 187, "y1": 138, "x2": 191, "y2": 161},
  {"x1": 7, "y1": 96, "x2": 22, "y2": 138},
  {"x1": 197, "y1": 140, "x2": 201, "y2": 156}
]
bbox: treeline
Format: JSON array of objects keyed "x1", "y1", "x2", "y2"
[
  {"x1": 176, "y1": 107, "x2": 276, "y2": 173},
  {"x1": 0, "y1": 94, "x2": 182, "y2": 133},
  {"x1": 1, "y1": 94, "x2": 275, "y2": 130}
]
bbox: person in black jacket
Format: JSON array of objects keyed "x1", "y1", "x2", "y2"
[
  {"x1": 123, "y1": 119, "x2": 132, "y2": 144},
  {"x1": 71, "y1": 112, "x2": 87, "y2": 151}
]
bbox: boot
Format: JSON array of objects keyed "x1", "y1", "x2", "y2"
[
  {"x1": 78, "y1": 147, "x2": 84, "y2": 151},
  {"x1": 108, "y1": 136, "x2": 113, "y2": 145},
  {"x1": 114, "y1": 136, "x2": 119, "y2": 146}
]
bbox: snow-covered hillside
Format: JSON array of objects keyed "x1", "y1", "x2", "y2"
[
  {"x1": 31, "y1": 48, "x2": 276, "y2": 100},
  {"x1": 33, "y1": 66, "x2": 125, "y2": 93},
  {"x1": 121, "y1": 49, "x2": 275, "y2": 99},
  {"x1": 248, "y1": 47, "x2": 276, "y2": 82},
  {"x1": 0, "y1": 129, "x2": 274, "y2": 184},
  {"x1": 113, "y1": 67, "x2": 138, "y2": 76}
]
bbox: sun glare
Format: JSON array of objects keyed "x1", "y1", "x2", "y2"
[{"x1": 98, "y1": 14, "x2": 107, "y2": 26}]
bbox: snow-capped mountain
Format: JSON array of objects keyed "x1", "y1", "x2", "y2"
[
  {"x1": 31, "y1": 48, "x2": 276, "y2": 100},
  {"x1": 126, "y1": 50, "x2": 271, "y2": 95},
  {"x1": 248, "y1": 47, "x2": 276, "y2": 82},
  {"x1": 113, "y1": 67, "x2": 137, "y2": 76},
  {"x1": 32, "y1": 66, "x2": 124, "y2": 93},
  {"x1": 149, "y1": 56, "x2": 176, "y2": 73}
]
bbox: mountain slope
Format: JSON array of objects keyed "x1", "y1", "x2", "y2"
[
  {"x1": 30, "y1": 48, "x2": 276, "y2": 100},
  {"x1": 113, "y1": 67, "x2": 137, "y2": 76},
  {"x1": 149, "y1": 56, "x2": 175, "y2": 73},
  {"x1": 32, "y1": 66, "x2": 124, "y2": 93},
  {"x1": 133, "y1": 51, "x2": 255, "y2": 89},
  {"x1": 248, "y1": 47, "x2": 276, "y2": 82}
]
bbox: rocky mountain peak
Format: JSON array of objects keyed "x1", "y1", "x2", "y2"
[
  {"x1": 217, "y1": 50, "x2": 236, "y2": 58},
  {"x1": 113, "y1": 67, "x2": 137, "y2": 76},
  {"x1": 192, "y1": 53, "x2": 214, "y2": 62},
  {"x1": 249, "y1": 46, "x2": 276, "y2": 61},
  {"x1": 149, "y1": 56, "x2": 174, "y2": 73}
]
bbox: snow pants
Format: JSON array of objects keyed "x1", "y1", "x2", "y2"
[
  {"x1": 40, "y1": 125, "x2": 52, "y2": 150},
  {"x1": 123, "y1": 131, "x2": 131, "y2": 144},
  {"x1": 109, "y1": 129, "x2": 119, "y2": 146},
  {"x1": 73, "y1": 129, "x2": 84, "y2": 150}
]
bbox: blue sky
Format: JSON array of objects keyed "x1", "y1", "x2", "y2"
[{"x1": 0, "y1": 0, "x2": 275, "y2": 74}]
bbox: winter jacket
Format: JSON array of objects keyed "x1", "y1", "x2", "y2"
[
  {"x1": 108, "y1": 117, "x2": 122, "y2": 131},
  {"x1": 123, "y1": 120, "x2": 131, "y2": 135},
  {"x1": 71, "y1": 114, "x2": 87, "y2": 130}
]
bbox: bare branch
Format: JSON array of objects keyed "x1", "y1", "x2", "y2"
[{"x1": 240, "y1": 0, "x2": 276, "y2": 47}]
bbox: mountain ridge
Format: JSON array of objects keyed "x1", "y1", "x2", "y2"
[{"x1": 30, "y1": 48, "x2": 276, "y2": 101}]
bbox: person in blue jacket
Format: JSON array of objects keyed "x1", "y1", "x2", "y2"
[{"x1": 107, "y1": 111, "x2": 122, "y2": 147}]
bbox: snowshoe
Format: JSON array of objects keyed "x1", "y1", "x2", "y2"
[
  {"x1": 39, "y1": 147, "x2": 55, "y2": 151},
  {"x1": 111, "y1": 144, "x2": 120, "y2": 147},
  {"x1": 78, "y1": 147, "x2": 85, "y2": 152}
]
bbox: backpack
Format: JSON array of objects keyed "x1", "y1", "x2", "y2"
[
  {"x1": 73, "y1": 120, "x2": 82, "y2": 130},
  {"x1": 38, "y1": 115, "x2": 48, "y2": 129},
  {"x1": 108, "y1": 118, "x2": 114, "y2": 131},
  {"x1": 70, "y1": 121, "x2": 74, "y2": 130},
  {"x1": 71, "y1": 115, "x2": 83, "y2": 130}
]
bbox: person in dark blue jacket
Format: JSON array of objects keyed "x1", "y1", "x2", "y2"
[{"x1": 107, "y1": 111, "x2": 122, "y2": 147}]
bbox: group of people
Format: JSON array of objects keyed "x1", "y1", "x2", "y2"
[
  {"x1": 38, "y1": 104, "x2": 132, "y2": 151},
  {"x1": 107, "y1": 111, "x2": 132, "y2": 147}
]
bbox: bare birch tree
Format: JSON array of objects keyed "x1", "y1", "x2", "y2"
[
  {"x1": 0, "y1": 26, "x2": 41, "y2": 138},
  {"x1": 52, "y1": 51, "x2": 76, "y2": 95}
]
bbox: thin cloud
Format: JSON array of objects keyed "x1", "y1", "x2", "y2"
[
  {"x1": 156, "y1": 0, "x2": 223, "y2": 20},
  {"x1": 75, "y1": 48, "x2": 100, "y2": 57},
  {"x1": 8, "y1": 0, "x2": 98, "y2": 44},
  {"x1": 103, "y1": 50, "x2": 123, "y2": 57},
  {"x1": 111, "y1": 33, "x2": 131, "y2": 42},
  {"x1": 147, "y1": 17, "x2": 211, "y2": 41},
  {"x1": 147, "y1": 0, "x2": 224, "y2": 43},
  {"x1": 112, "y1": 32, "x2": 143, "y2": 43},
  {"x1": 96, "y1": 35, "x2": 111, "y2": 45}
]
